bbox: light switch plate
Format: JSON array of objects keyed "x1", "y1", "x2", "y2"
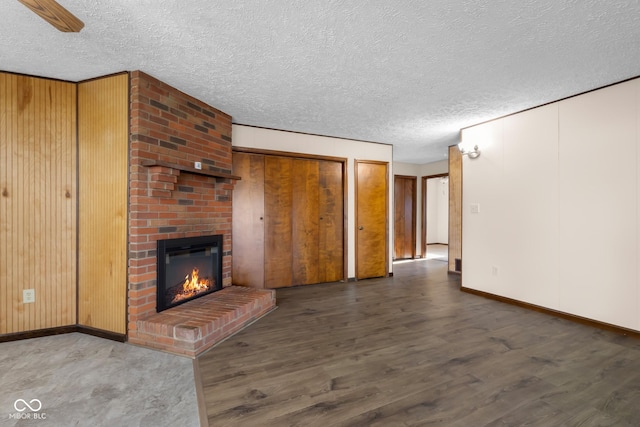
[
  {"x1": 23, "y1": 289, "x2": 35, "y2": 303},
  {"x1": 470, "y1": 203, "x2": 480, "y2": 214}
]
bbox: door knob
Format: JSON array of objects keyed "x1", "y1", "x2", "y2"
[{"x1": 358, "y1": 226, "x2": 364, "y2": 230}]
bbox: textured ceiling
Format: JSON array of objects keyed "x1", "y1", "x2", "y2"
[{"x1": 2, "y1": 1, "x2": 640, "y2": 163}]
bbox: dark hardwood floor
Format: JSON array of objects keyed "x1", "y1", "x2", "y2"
[{"x1": 197, "y1": 259, "x2": 640, "y2": 426}]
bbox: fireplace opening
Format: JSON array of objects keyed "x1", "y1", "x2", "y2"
[{"x1": 156, "y1": 235, "x2": 223, "y2": 312}]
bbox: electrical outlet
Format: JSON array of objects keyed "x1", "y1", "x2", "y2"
[
  {"x1": 194, "y1": 161, "x2": 202, "y2": 170},
  {"x1": 470, "y1": 203, "x2": 480, "y2": 214},
  {"x1": 23, "y1": 289, "x2": 35, "y2": 303},
  {"x1": 492, "y1": 266, "x2": 498, "y2": 276}
]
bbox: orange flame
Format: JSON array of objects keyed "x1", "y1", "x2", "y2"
[{"x1": 171, "y1": 267, "x2": 213, "y2": 304}]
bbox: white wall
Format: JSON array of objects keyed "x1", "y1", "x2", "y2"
[
  {"x1": 394, "y1": 160, "x2": 448, "y2": 256},
  {"x1": 420, "y1": 160, "x2": 448, "y2": 177},
  {"x1": 425, "y1": 177, "x2": 449, "y2": 244},
  {"x1": 426, "y1": 179, "x2": 439, "y2": 244},
  {"x1": 232, "y1": 125, "x2": 394, "y2": 278},
  {"x1": 461, "y1": 78, "x2": 640, "y2": 331}
]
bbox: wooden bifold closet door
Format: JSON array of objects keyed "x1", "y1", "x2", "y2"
[{"x1": 233, "y1": 152, "x2": 344, "y2": 289}]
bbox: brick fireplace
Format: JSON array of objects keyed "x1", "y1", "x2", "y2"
[{"x1": 126, "y1": 71, "x2": 274, "y2": 357}]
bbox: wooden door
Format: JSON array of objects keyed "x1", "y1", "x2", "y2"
[
  {"x1": 319, "y1": 160, "x2": 344, "y2": 282},
  {"x1": 356, "y1": 160, "x2": 388, "y2": 279},
  {"x1": 232, "y1": 152, "x2": 265, "y2": 287},
  {"x1": 264, "y1": 156, "x2": 294, "y2": 288},
  {"x1": 393, "y1": 175, "x2": 416, "y2": 260},
  {"x1": 292, "y1": 159, "x2": 320, "y2": 285}
]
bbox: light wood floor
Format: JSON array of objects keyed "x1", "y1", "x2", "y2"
[{"x1": 197, "y1": 260, "x2": 640, "y2": 426}]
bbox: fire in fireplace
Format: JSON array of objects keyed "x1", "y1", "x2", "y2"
[{"x1": 156, "y1": 235, "x2": 223, "y2": 312}]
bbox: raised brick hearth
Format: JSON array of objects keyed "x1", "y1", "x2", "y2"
[
  {"x1": 134, "y1": 286, "x2": 275, "y2": 357},
  {"x1": 126, "y1": 71, "x2": 273, "y2": 356}
]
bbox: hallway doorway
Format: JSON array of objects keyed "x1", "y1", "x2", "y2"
[{"x1": 422, "y1": 174, "x2": 449, "y2": 262}]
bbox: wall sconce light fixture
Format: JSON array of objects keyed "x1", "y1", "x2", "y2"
[{"x1": 458, "y1": 143, "x2": 481, "y2": 159}]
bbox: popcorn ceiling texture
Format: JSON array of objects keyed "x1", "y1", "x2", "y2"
[{"x1": 2, "y1": 1, "x2": 640, "y2": 163}]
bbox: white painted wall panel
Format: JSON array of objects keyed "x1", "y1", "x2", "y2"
[
  {"x1": 558, "y1": 81, "x2": 638, "y2": 329},
  {"x1": 436, "y1": 178, "x2": 449, "y2": 244},
  {"x1": 425, "y1": 177, "x2": 449, "y2": 244},
  {"x1": 426, "y1": 178, "x2": 439, "y2": 244},
  {"x1": 461, "y1": 120, "x2": 507, "y2": 296},
  {"x1": 500, "y1": 104, "x2": 559, "y2": 309},
  {"x1": 462, "y1": 77, "x2": 640, "y2": 333}
]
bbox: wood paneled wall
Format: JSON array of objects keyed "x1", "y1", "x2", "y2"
[
  {"x1": 78, "y1": 74, "x2": 129, "y2": 334},
  {"x1": 0, "y1": 73, "x2": 77, "y2": 334},
  {"x1": 448, "y1": 145, "x2": 462, "y2": 272}
]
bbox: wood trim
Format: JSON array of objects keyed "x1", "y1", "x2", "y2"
[
  {"x1": 125, "y1": 74, "x2": 131, "y2": 338},
  {"x1": 421, "y1": 173, "x2": 449, "y2": 256},
  {"x1": 460, "y1": 75, "x2": 640, "y2": 132},
  {"x1": 354, "y1": 159, "x2": 360, "y2": 279},
  {"x1": 0, "y1": 326, "x2": 77, "y2": 343},
  {"x1": 0, "y1": 326, "x2": 125, "y2": 343},
  {"x1": 411, "y1": 177, "x2": 416, "y2": 259},
  {"x1": 233, "y1": 124, "x2": 394, "y2": 148},
  {"x1": 421, "y1": 177, "x2": 426, "y2": 257},
  {"x1": 0, "y1": 69, "x2": 76, "y2": 83},
  {"x1": 77, "y1": 325, "x2": 126, "y2": 342},
  {"x1": 342, "y1": 159, "x2": 349, "y2": 283},
  {"x1": 233, "y1": 146, "x2": 347, "y2": 164},
  {"x1": 141, "y1": 160, "x2": 241, "y2": 181},
  {"x1": 460, "y1": 287, "x2": 640, "y2": 340},
  {"x1": 77, "y1": 71, "x2": 129, "y2": 85},
  {"x1": 192, "y1": 359, "x2": 210, "y2": 427}
]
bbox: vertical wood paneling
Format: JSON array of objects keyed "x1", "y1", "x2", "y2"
[
  {"x1": 292, "y1": 159, "x2": 320, "y2": 285},
  {"x1": 233, "y1": 151, "x2": 345, "y2": 288},
  {"x1": 0, "y1": 72, "x2": 77, "y2": 334},
  {"x1": 448, "y1": 145, "x2": 462, "y2": 272},
  {"x1": 318, "y1": 160, "x2": 344, "y2": 283},
  {"x1": 264, "y1": 156, "x2": 294, "y2": 288},
  {"x1": 78, "y1": 74, "x2": 128, "y2": 334}
]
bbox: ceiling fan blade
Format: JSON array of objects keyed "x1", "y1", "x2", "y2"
[{"x1": 18, "y1": 0, "x2": 84, "y2": 32}]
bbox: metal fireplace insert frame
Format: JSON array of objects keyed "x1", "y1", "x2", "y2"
[{"x1": 156, "y1": 234, "x2": 223, "y2": 312}]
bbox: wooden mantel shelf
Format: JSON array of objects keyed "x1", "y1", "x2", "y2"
[{"x1": 141, "y1": 160, "x2": 241, "y2": 181}]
